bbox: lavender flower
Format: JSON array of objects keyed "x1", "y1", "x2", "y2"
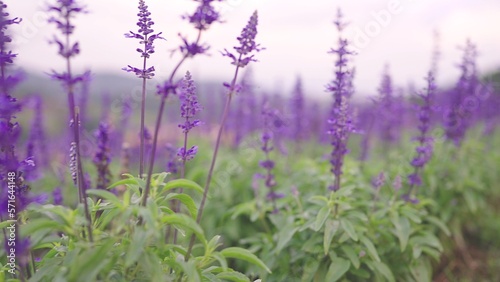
[
  {"x1": 48, "y1": 0, "x2": 87, "y2": 86},
  {"x1": 371, "y1": 172, "x2": 386, "y2": 190},
  {"x1": 178, "y1": 71, "x2": 202, "y2": 135},
  {"x1": 123, "y1": 0, "x2": 163, "y2": 177},
  {"x1": 258, "y1": 102, "x2": 285, "y2": 213},
  {"x1": 375, "y1": 66, "x2": 400, "y2": 144},
  {"x1": 0, "y1": 1, "x2": 21, "y2": 81},
  {"x1": 444, "y1": 40, "x2": 478, "y2": 146},
  {"x1": 404, "y1": 72, "x2": 436, "y2": 202},
  {"x1": 0, "y1": 5, "x2": 50, "y2": 235},
  {"x1": 289, "y1": 77, "x2": 306, "y2": 142},
  {"x1": 178, "y1": 0, "x2": 221, "y2": 57},
  {"x1": 326, "y1": 9, "x2": 356, "y2": 192},
  {"x1": 222, "y1": 11, "x2": 263, "y2": 68},
  {"x1": 185, "y1": 10, "x2": 263, "y2": 260},
  {"x1": 53, "y1": 187, "x2": 63, "y2": 205},
  {"x1": 141, "y1": 0, "x2": 223, "y2": 209},
  {"x1": 93, "y1": 122, "x2": 112, "y2": 190},
  {"x1": 165, "y1": 143, "x2": 179, "y2": 175},
  {"x1": 184, "y1": 0, "x2": 221, "y2": 30},
  {"x1": 123, "y1": 0, "x2": 163, "y2": 78}
]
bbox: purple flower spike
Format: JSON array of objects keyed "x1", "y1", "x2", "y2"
[
  {"x1": 179, "y1": 71, "x2": 203, "y2": 133},
  {"x1": 93, "y1": 122, "x2": 112, "y2": 190},
  {"x1": 256, "y1": 101, "x2": 284, "y2": 213},
  {"x1": 371, "y1": 172, "x2": 386, "y2": 190},
  {"x1": 184, "y1": 0, "x2": 221, "y2": 30},
  {"x1": 406, "y1": 72, "x2": 436, "y2": 197},
  {"x1": 53, "y1": 187, "x2": 63, "y2": 205},
  {"x1": 222, "y1": 11, "x2": 263, "y2": 68},
  {"x1": 177, "y1": 71, "x2": 202, "y2": 165},
  {"x1": 177, "y1": 146, "x2": 198, "y2": 162},
  {"x1": 123, "y1": 0, "x2": 163, "y2": 78},
  {"x1": 326, "y1": 9, "x2": 356, "y2": 192}
]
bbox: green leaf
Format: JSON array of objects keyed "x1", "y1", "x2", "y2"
[
  {"x1": 392, "y1": 216, "x2": 411, "y2": 251},
  {"x1": 163, "y1": 193, "x2": 198, "y2": 219},
  {"x1": 324, "y1": 220, "x2": 340, "y2": 255},
  {"x1": 162, "y1": 214, "x2": 206, "y2": 244},
  {"x1": 313, "y1": 206, "x2": 331, "y2": 231},
  {"x1": 425, "y1": 216, "x2": 451, "y2": 236},
  {"x1": 216, "y1": 271, "x2": 250, "y2": 282},
  {"x1": 20, "y1": 219, "x2": 67, "y2": 237},
  {"x1": 95, "y1": 208, "x2": 121, "y2": 230},
  {"x1": 410, "y1": 233, "x2": 443, "y2": 252},
  {"x1": 400, "y1": 206, "x2": 422, "y2": 224},
  {"x1": 0, "y1": 219, "x2": 16, "y2": 229},
  {"x1": 371, "y1": 261, "x2": 395, "y2": 282},
  {"x1": 86, "y1": 189, "x2": 123, "y2": 209},
  {"x1": 180, "y1": 259, "x2": 201, "y2": 282},
  {"x1": 410, "y1": 259, "x2": 431, "y2": 282},
  {"x1": 162, "y1": 179, "x2": 204, "y2": 195},
  {"x1": 107, "y1": 177, "x2": 138, "y2": 189},
  {"x1": 308, "y1": 195, "x2": 329, "y2": 206},
  {"x1": 301, "y1": 260, "x2": 320, "y2": 282},
  {"x1": 68, "y1": 240, "x2": 115, "y2": 282},
  {"x1": 464, "y1": 190, "x2": 478, "y2": 213},
  {"x1": 230, "y1": 201, "x2": 256, "y2": 220},
  {"x1": 220, "y1": 247, "x2": 271, "y2": 273},
  {"x1": 275, "y1": 223, "x2": 298, "y2": 254},
  {"x1": 125, "y1": 228, "x2": 147, "y2": 267},
  {"x1": 340, "y1": 218, "x2": 358, "y2": 241},
  {"x1": 360, "y1": 236, "x2": 380, "y2": 262},
  {"x1": 325, "y1": 257, "x2": 350, "y2": 282},
  {"x1": 341, "y1": 245, "x2": 360, "y2": 269}
]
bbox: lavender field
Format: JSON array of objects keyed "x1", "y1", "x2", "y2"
[{"x1": 1, "y1": 0, "x2": 500, "y2": 281}]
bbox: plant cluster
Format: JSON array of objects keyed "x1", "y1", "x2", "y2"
[{"x1": 1, "y1": 1, "x2": 500, "y2": 281}]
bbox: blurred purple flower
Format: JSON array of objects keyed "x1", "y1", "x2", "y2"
[
  {"x1": 93, "y1": 122, "x2": 112, "y2": 190},
  {"x1": 444, "y1": 40, "x2": 478, "y2": 146},
  {"x1": 407, "y1": 72, "x2": 436, "y2": 197},
  {"x1": 165, "y1": 143, "x2": 179, "y2": 174},
  {"x1": 183, "y1": 0, "x2": 221, "y2": 30},
  {"x1": 371, "y1": 172, "x2": 386, "y2": 190},
  {"x1": 48, "y1": 0, "x2": 88, "y2": 86},
  {"x1": 177, "y1": 146, "x2": 198, "y2": 162},
  {"x1": 257, "y1": 101, "x2": 284, "y2": 212},
  {"x1": 53, "y1": 187, "x2": 63, "y2": 205}
]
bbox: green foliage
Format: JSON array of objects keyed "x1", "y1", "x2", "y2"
[{"x1": 3, "y1": 173, "x2": 267, "y2": 281}]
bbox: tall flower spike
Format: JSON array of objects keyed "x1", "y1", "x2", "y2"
[
  {"x1": 222, "y1": 11, "x2": 263, "y2": 68},
  {"x1": 93, "y1": 122, "x2": 112, "y2": 190},
  {"x1": 185, "y1": 10, "x2": 263, "y2": 260},
  {"x1": 259, "y1": 102, "x2": 285, "y2": 213},
  {"x1": 404, "y1": 72, "x2": 437, "y2": 203},
  {"x1": 327, "y1": 8, "x2": 356, "y2": 192},
  {"x1": 123, "y1": 0, "x2": 163, "y2": 177},
  {"x1": 178, "y1": 0, "x2": 221, "y2": 57},
  {"x1": 376, "y1": 65, "x2": 399, "y2": 144},
  {"x1": 178, "y1": 71, "x2": 202, "y2": 162},
  {"x1": 178, "y1": 71, "x2": 202, "y2": 134},
  {"x1": 48, "y1": 1, "x2": 93, "y2": 242},
  {"x1": 290, "y1": 76, "x2": 306, "y2": 142}
]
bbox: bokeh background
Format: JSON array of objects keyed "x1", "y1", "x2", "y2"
[{"x1": 8, "y1": 0, "x2": 500, "y2": 97}]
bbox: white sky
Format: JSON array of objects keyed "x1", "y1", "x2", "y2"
[{"x1": 8, "y1": 0, "x2": 500, "y2": 98}]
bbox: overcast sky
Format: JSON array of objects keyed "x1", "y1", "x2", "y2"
[{"x1": 8, "y1": 0, "x2": 500, "y2": 98}]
